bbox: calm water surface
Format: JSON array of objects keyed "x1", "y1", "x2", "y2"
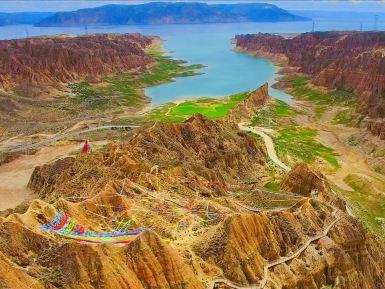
[{"x1": 0, "y1": 10, "x2": 384, "y2": 104}]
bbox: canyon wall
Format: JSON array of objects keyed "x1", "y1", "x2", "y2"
[
  {"x1": 235, "y1": 32, "x2": 385, "y2": 138},
  {"x1": 0, "y1": 33, "x2": 154, "y2": 97}
]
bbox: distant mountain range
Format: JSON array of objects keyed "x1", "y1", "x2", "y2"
[
  {"x1": 0, "y1": 12, "x2": 54, "y2": 26},
  {"x1": 34, "y1": 2, "x2": 309, "y2": 27}
]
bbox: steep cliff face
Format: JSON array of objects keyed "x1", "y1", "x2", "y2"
[
  {"x1": 279, "y1": 163, "x2": 346, "y2": 210},
  {"x1": 225, "y1": 82, "x2": 271, "y2": 123},
  {"x1": 235, "y1": 32, "x2": 385, "y2": 138},
  {"x1": 0, "y1": 33, "x2": 154, "y2": 97},
  {"x1": 198, "y1": 164, "x2": 385, "y2": 289},
  {"x1": 199, "y1": 203, "x2": 385, "y2": 289},
  {"x1": 279, "y1": 163, "x2": 331, "y2": 197},
  {"x1": 29, "y1": 157, "x2": 76, "y2": 199}
]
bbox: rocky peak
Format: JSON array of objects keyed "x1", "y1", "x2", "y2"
[
  {"x1": 225, "y1": 82, "x2": 271, "y2": 123},
  {"x1": 279, "y1": 163, "x2": 331, "y2": 196},
  {"x1": 28, "y1": 114, "x2": 266, "y2": 199},
  {"x1": 279, "y1": 163, "x2": 346, "y2": 210}
]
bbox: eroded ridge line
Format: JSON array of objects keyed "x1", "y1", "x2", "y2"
[{"x1": 207, "y1": 210, "x2": 341, "y2": 289}]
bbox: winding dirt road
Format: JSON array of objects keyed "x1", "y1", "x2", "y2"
[
  {"x1": 238, "y1": 122, "x2": 290, "y2": 171},
  {"x1": 1, "y1": 125, "x2": 139, "y2": 154}
]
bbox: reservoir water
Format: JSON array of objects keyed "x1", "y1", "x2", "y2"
[{"x1": 0, "y1": 5, "x2": 384, "y2": 105}]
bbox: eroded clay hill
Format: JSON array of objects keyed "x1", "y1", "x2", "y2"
[
  {"x1": 1, "y1": 87, "x2": 385, "y2": 289},
  {"x1": 235, "y1": 32, "x2": 385, "y2": 138},
  {"x1": 28, "y1": 113, "x2": 267, "y2": 201},
  {"x1": 0, "y1": 33, "x2": 154, "y2": 97}
]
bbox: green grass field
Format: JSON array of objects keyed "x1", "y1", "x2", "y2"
[
  {"x1": 289, "y1": 77, "x2": 357, "y2": 106},
  {"x1": 251, "y1": 100, "x2": 339, "y2": 168},
  {"x1": 288, "y1": 76, "x2": 357, "y2": 120},
  {"x1": 264, "y1": 180, "x2": 280, "y2": 191},
  {"x1": 340, "y1": 174, "x2": 385, "y2": 238},
  {"x1": 275, "y1": 126, "x2": 339, "y2": 168},
  {"x1": 69, "y1": 50, "x2": 205, "y2": 110},
  {"x1": 331, "y1": 107, "x2": 365, "y2": 127},
  {"x1": 149, "y1": 91, "x2": 249, "y2": 122}
]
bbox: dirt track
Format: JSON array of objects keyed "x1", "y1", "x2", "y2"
[
  {"x1": 0, "y1": 144, "x2": 79, "y2": 210},
  {"x1": 238, "y1": 122, "x2": 290, "y2": 171},
  {"x1": 0, "y1": 141, "x2": 108, "y2": 211}
]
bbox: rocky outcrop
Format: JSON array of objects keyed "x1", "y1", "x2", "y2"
[
  {"x1": 199, "y1": 199, "x2": 385, "y2": 289},
  {"x1": 0, "y1": 200, "x2": 203, "y2": 289},
  {"x1": 0, "y1": 33, "x2": 154, "y2": 97},
  {"x1": 279, "y1": 163, "x2": 346, "y2": 211},
  {"x1": 225, "y1": 82, "x2": 271, "y2": 123},
  {"x1": 367, "y1": 119, "x2": 385, "y2": 139},
  {"x1": 126, "y1": 231, "x2": 204, "y2": 289},
  {"x1": 279, "y1": 163, "x2": 331, "y2": 197},
  {"x1": 235, "y1": 32, "x2": 385, "y2": 138},
  {"x1": 28, "y1": 157, "x2": 75, "y2": 199}
]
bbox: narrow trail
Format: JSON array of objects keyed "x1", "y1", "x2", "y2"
[
  {"x1": 233, "y1": 198, "x2": 304, "y2": 213},
  {"x1": 207, "y1": 209, "x2": 341, "y2": 289},
  {"x1": 127, "y1": 174, "x2": 342, "y2": 289},
  {"x1": 127, "y1": 180, "x2": 186, "y2": 208},
  {"x1": 238, "y1": 122, "x2": 290, "y2": 172},
  {"x1": 3, "y1": 125, "x2": 139, "y2": 153},
  {"x1": 164, "y1": 100, "x2": 184, "y2": 116}
]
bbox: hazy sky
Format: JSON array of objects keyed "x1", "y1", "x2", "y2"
[{"x1": 0, "y1": 0, "x2": 385, "y2": 13}]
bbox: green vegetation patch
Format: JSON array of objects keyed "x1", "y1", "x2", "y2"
[
  {"x1": 289, "y1": 77, "x2": 357, "y2": 107},
  {"x1": 69, "y1": 50, "x2": 205, "y2": 110},
  {"x1": 332, "y1": 107, "x2": 365, "y2": 127},
  {"x1": 141, "y1": 51, "x2": 205, "y2": 85},
  {"x1": 251, "y1": 99, "x2": 297, "y2": 128},
  {"x1": 149, "y1": 91, "x2": 249, "y2": 122},
  {"x1": 264, "y1": 180, "x2": 280, "y2": 191},
  {"x1": 341, "y1": 174, "x2": 385, "y2": 238},
  {"x1": 251, "y1": 99, "x2": 339, "y2": 168},
  {"x1": 275, "y1": 126, "x2": 339, "y2": 168}
]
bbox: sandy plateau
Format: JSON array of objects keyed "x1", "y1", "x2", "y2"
[{"x1": 0, "y1": 141, "x2": 109, "y2": 211}]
